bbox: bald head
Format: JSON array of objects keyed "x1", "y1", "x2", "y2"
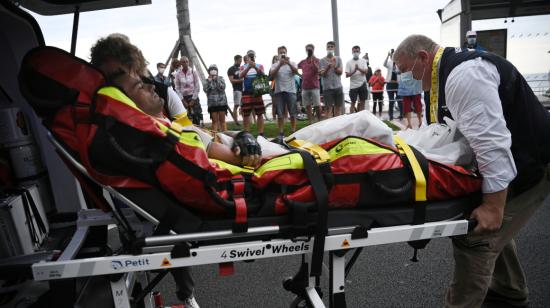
[
  {"x1": 394, "y1": 34, "x2": 438, "y2": 61},
  {"x1": 393, "y1": 34, "x2": 440, "y2": 92}
]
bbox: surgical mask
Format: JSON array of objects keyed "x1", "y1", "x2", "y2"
[
  {"x1": 352, "y1": 52, "x2": 360, "y2": 60},
  {"x1": 467, "y1": 37, "x2": 476, "y2": 45},
  {"x1": 306, "y1": 49, "x2": 313, "y2": 57},
  {"x1": 400, "y1": 58, "x2": 424, "y2": 93},
  {"x1": 327, "y1": 49, "x2": 335, "y2": 57},
  {"x1": 158, "y1": 68, "x2": 165, "y2": 74},
  {"x1": 209, "y1": 70, "x2": 218, "y2": 76}
]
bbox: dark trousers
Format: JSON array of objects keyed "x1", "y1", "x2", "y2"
[
  {"x1": 171, "y1": 267, "x2": 194, "y2": 300},
  {"x1": 372, "y1": 92, "x2": 384, "y2": 115},
  {"x1": 386, "y1": 83, "x2": 401, "y2": 120}
]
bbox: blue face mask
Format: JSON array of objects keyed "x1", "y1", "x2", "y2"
[{"x1": 400, "y1": 58, "x2": 424, "y2": 93}]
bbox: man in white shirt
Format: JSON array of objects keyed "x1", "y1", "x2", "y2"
[
  {"x1": 269, "y1": 46, "x2": 299, "y2": 139},
  {"x1": 345, "y1": 45, "x2": 369, "y2": 113},
  {"x1": 394, "y1": 34, "x2": 550, "y2": 308}
]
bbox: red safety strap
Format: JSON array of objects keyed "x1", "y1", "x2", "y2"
[
  {"x1": 219, "y1": 262, "x2": 235, "y2": 276},
  {"x1": 231, "y1": 176, "x2": 248, "y2": 233}
]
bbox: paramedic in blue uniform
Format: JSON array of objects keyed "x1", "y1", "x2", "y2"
[{"x1": 394, "y1": 34, "x2": 550, "y2": 308}]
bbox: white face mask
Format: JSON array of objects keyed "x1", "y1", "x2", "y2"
[
  {"x1": 158, "y1": 68, "x2": 165, "y2": 74},
  {"x1": 209, "y1": 70, "x2": 218, "y2": 76},
  {"x1": 467, "y1": 37, "x2": 476, "y2": 45},
  {"x1": 327, "y1": 49, "x2": 335, "y2": 57},
  {"x1": 352, "y1": 52, "x2": 360, "y2": 60},
  {"x1": 400, "y1": 58, "x2": 424, "y2": 92}
]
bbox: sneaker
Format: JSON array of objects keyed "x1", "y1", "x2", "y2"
[
  {"x1": 483, "y1": 289, "x2": 529, "y2": 308},
  {"x1": 182, "y1": 295, "x2": 200, "y2": 308}
]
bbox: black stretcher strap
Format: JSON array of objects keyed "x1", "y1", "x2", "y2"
[
  {"x1": 408, "y1": 146, "x2": 429, "y2": 225},
  {"x1": 295, "y1": 150, "x2": 329, "y2": 278}
]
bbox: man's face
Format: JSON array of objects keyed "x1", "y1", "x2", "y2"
[
  {"x1": 352, "y1": 47, "x2": 360, "y2": 54},
  {"x1": 157, "y1": 64, "x2": 166, "y2": 74},
  {"x1": 395, "y1": 51, "x2": 432, "y2": 91},
  {"x1": 115, "y1": 74, "x2": 163, "y2": 117},
  {"x1": 235, "y1": 57, "x2": 242, "y2": 65},
  {"x1": 278, "y1": 48, "x2": 287, "y2": 56},
  {"x1": 327, "y1": 44, "x2": 335, "y2": 52}
]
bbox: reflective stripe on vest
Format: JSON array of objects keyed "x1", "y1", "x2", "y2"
[{"x1": 328, "y1": 137, "x2": 393, "y2": 161}]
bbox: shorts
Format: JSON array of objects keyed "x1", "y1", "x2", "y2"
[
  {"x1": 372, "y1": 92, "x2": 383, "y2": 101},
  {"x1": 349, "y1": 82, "x2": 368, "y2": 102},
  {"x1": 403, "y1": 94, "x2": 422, "y2": 113},
  {"x1": 241, "y1": 95, "x2": 266, "y2": 117},
  {"x1": 208, "y1": 105, "x2": 228, "y2": 115},
  {"x1": 323, "y1": 87, "x2": 344, "y2": 107},
  {"x1": 233, "y1": 91, "x2": 242, "y2": 107},
  {"x1": 302, "y1": 88, "x2": 321, "y2": 107},
  {"x1": 274, "y1": 92, "x2": 297, "y2": 118}
]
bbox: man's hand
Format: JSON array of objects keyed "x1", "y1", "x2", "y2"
[
  {"x1": 232, "y1": 131, "x2": 262, "y2": 167},
  {"x1": 470, "y1": 189, "x2": 508, "y2": 234}
]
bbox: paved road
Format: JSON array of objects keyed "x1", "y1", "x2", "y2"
[{"x1": 156, "y1": 194, "x2": 550, "y2": 308}]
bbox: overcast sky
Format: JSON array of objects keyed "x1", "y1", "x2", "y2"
[{"x1": 29, "y1": 0, "x2": 550, "y2": 80}]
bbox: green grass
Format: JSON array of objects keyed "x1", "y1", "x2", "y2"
[
  {"x1": 225, "y1": 119, "x2": 310, "y2": 138},
  {"x1": 383, "y1": 120, "x2": 401, "y2": 131},
  {"x1": 220, "y1": 117, "x2": 401, "y2": 138}
]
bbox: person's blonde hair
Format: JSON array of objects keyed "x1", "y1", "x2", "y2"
[{"x1": 394, "y1": 34, "x2": 438, "y2": 60}]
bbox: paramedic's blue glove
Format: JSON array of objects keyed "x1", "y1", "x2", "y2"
[{"x1": 232, "y1": 131, "x2": 262, "y2": 167}]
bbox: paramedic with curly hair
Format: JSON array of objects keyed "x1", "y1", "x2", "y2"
[{"x1": 394, "y1": 34, "x2": 550, "y2": 308}]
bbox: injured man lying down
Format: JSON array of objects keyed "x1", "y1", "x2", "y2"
[
  {"x1": 109, "y1": 68, "x2": 473, "y2": 170},
  {"x1": 108, "y1": 70, "x2": 262, "y2": 167}
]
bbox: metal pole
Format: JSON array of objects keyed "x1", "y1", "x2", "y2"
[
  {"x1": 70, "y1": 6, "x2": 80, "y2": 55},
  {"x1": 331, "y1": 0, "x2": 340, "y2": 56}
]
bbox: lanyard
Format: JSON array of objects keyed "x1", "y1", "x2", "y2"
[{"x1": 429, "y1": 47, "x2": 444, "y2": 124}]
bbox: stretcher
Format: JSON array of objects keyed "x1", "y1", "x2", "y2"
[{"x1": 18, "y1": 47, "x2": 481, "y2": 307}]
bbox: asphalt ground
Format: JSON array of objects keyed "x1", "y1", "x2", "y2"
[{"x1": 157, "y1": 194, "x2": 550, "y2": 308}]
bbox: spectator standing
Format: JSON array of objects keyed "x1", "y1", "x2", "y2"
[
  {"x1": 345, "y1": 45, "x2": 369, "y2": 113},
  {"x1": 227, "y1": 55, "x2": 243, "y2": 126},
  {"x1": 240, "y1": 50, "x2": 266, "y2": 135},
  {"x1": 270, "y1": 55, "x2": 280, "y2": 121},
  {"x1": 270, "y1": 46, "x2": 299, "y2": 138},
  {"x1": 154, "y1": 62, "x2": 171, "y2": 87},
  {"x1": 368, "y1": 68, "x2": 385, "y2": 117},
  {"x1": 204, "y1": 64, "x2": 228, "y2": 132},
  {"x1": 298, "y1": 44, "x2": 322, "y2": 123},
  {"x1": 319, "y1": 41, "x2": 344, "y2": 118},
  {"x1": 397, "y1": 62, "x2": 423, "y2": 129},
  {"x1": 363, "y1": 53, "x2": 373, "y2": 82},
  {"x1": 169, "y1": 58, "x2": 180, "y2": 90},
  {"x1": 384, "y1": 49, "x2": 402, "y2": 120},
  {"x1": 174, "y1": 56, "x2": 202, "y2": 126},
  {"x1": 463, "y1": 30, "x2": 486, "y2": 51}
]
